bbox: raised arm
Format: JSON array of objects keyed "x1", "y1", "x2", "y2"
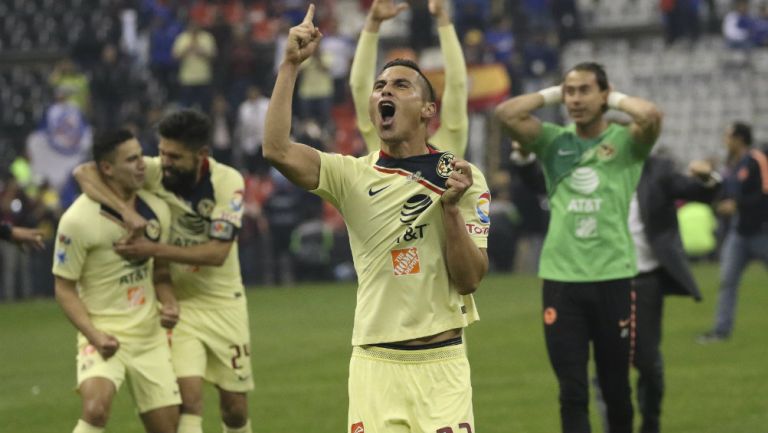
[
  {"x1": 441, "y1": 160, "x2": 488, "y2": 294},
  {"x1": 349, "y1": 0, "x2": 409, "y2": 152},
  {"x1": 609, "y1": 90, "x2": 663, "y2": 151},
  {"x1": 55, "y1": 276, "x2": 120, "y2": 359},
  {"x1": 429, "y1": 0, "x2": 469, "y2": 156},
  {"x1": 495, "y1": 88, "x2": 553, "y2": 150},
  {"x1": 263, "y1": 4, "x2": 323, "y2": 190}
]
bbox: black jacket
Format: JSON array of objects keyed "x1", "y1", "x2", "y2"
[{"x1": 636, "y1": 156, "x2": 719, "y2": 300}]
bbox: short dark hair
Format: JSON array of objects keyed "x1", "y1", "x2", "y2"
[
  {"x1": 157, "y1": 109, "x2": 212, "y2": 151},
  {"x1": 92, "y1": 129, "x2": 135, "y2": 163},
  {"x1": 732, "y1": 121, "x2": 753, "y2": 146},
  {"x1": 380, "y1": 58, "x2": 436, "y2": 102},
  {"x1": 567, "y1": 62, "x2": 610, "y2": 91}
]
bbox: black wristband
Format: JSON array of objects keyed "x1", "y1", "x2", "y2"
[{"x1": 0, "y1": 223, "x2": 12, "y2": 241}]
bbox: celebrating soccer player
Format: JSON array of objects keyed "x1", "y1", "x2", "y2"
[
  {"x1": 54, "y1": 129, "x2": 180, "y2": 433},
  {"x1": 350, "y1": 0, "x2": 469, "y2": 156},
  {"x1": 264, "y1": 5, "x2": 490, "y2": 432},
  {"x1": 74, "y1": 111, "x2": 253, "y2": 433},
  {"x1": 495, "y1": 62, "x2": 663, "y2": 433}
]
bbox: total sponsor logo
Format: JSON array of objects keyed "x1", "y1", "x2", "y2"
[
  {"x1": 476, "y1": 191, "x2": 491, "y2": 224},
  {"x1": 465, "y1": 223, "x2": 489, "y2": 236}
]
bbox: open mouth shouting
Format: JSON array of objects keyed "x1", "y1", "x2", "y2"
[{"x1": 378, "y1": 100, "x2": 396, "y2": 128}]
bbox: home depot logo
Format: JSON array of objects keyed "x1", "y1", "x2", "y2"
[
  {"x1": 127, "y1": 286, "x2": 146, "y2": 307},
  {"x1": 351, "y1": 422, "x2": 364, "y2": 433},
  {"x1": 391, "y1": 247, "x2": 421, "y2": 276}
]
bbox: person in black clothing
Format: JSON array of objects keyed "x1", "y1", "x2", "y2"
[
  {"x1": 699, "y1": 122, "x2": 768, "y2": 342},
  {"x1": 512, "y1": 144, "x2": 721, "y2": 433},
  {"x1": 0, "y1": 222, "x2": 44, "y2": 249}
]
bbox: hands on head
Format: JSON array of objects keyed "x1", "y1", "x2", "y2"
[{"x1": 284, "y1": 4, "x2": 323, "y2": 66}]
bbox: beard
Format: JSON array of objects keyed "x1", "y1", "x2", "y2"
[{"x1": 161, "y1": 165, "x2": 198, "y2": 196}]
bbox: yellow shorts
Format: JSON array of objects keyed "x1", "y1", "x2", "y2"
[
  {"x1": 76, "y1": 331, "x2": 180, "y2": 413},
  {"x1": 170, "y1": 303, "x2": 253, "y2": 392},
  {"x1": 348, "y1": 340, "x2": 474, "y2": 433}
]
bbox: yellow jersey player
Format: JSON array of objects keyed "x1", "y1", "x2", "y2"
[
  {"x1": 350, "y1": 0, "x2": 469, "y2": 156},
  {"x1": 53, "y1": 129, "x2": 180, "y2": 433},
  {"x1": 265, "y1": 6, "x2": 490, "y2": 432},
  {"x1": 74, "y1": 111, "x2": 252, "y2": 433}
]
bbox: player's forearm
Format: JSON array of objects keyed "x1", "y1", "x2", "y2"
[
  {"x1": 73, "y1": 162, "x2": 132, "y2": 214},
  {"x1": 437, "y1": 24, "x2": 468, "y2": 137},
  {"x1": 349, "y1": 30, "x2": 379, "y2": 151},
  {"x1": 153, "y1": 261, "x2": 177, "y2": 304},
  {"x1": 495, "y1": 92, "x2": 546, "y2": 149},
  {"x1": 153, "y1": 241, "x2": 231, "y2": 267},
  {"x1": 441, "y1": 205, "x2": 488, "y2": 294},
  {"x1": 263, "y1": 62, "x2": 301, "y2": 164},
  {"x1": 55, "y1": 280, "x2": 100, "y2": 343},
  {"x1": 611, "y1": 93, "x2": 663, "y2": 146}
]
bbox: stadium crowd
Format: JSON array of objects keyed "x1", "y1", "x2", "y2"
[{"x1": 0, "y1": 0, "x2": 765, "y2": 299}]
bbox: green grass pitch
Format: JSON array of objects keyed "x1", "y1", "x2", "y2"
[{"x1": 1, "y1": 263, "x2": 765, "y2": 432}]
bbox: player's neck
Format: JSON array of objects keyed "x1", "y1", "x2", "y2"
[
  {"x1": 380, "y1": 133, "x2": 430, "y2": 159},
  {"x1": 575, "y1": 117, "x2": 609, "y2": 139},
  {"x1": 105, "y1": 178, "x2": 137, "y2": 206}
]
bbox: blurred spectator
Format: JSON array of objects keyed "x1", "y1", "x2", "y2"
[
  {"x1": 752, "y1": 2, "x2": 768, "y2": 46},
  {"x1": 298, "y1": 49, "x2": 334, "y2": 126},
  {"x1": 227, "y1": 26, "x2": 258, "y2": 109},
  {"x1": 90, "y1": 44, "x2": 133, "y2": 129},
  {"x1": 722, "y1": 0, "x2": 753, "y2": 49},
  {"x1": 26, "y1": 88, "x2": 92, "y2": 192},
  {"x1": 0, "y1": 175, "x2": 36, "y2": 301},
  {"x1": 208, "y1": 8, "x2": 233, "y2": 91},
  {"x1": 552, "y1": 0, "x2": 583, "y2": 44},
  {"x1": 149, "y1": 12, "x2": 183, "y2": 101},
  {"x1": 485, "y1": 16, "x2": 516, "y2": 66},
  {"x1": 661, "y1": 0, "x2": 701, "y2": 45},
  {"x1": 319, "y1": 19, "x2": 354, "y2": 104},
  {"x1": 263, "y1": 168, "x2": 323, "y2": 285},
  {"x1": 236, "y1": 85, "x2": 270, "y2": 174},
  {"x1": 463, "y1": 29, "x2": 492, "y2": 65},
  {"x1": 453, "y1": 0, "x2": 489, "y2": 40},
  {"x1": 486, "y1": 171, "x2": 521, "y2": 272},
  {"x1": 172, "y1": 21, "x2": 217, "y2": 111},
  {"x1": 48, "y1": 59, "x2": 90, "y2": 114},
  {"x1": 211, "y1": 94, "x2": 234, "y2": 166}
]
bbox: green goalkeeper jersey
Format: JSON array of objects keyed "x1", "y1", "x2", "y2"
[{"x1": 529, "y1": 122, "x2": 651, "y2": 282}]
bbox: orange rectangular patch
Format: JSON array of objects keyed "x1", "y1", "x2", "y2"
[
  {"x1": 391, "y1": 247, "x2": 421, "y2": 275},
  {"x1": 127, "y1": 286, "x2": 146, "y2": 307}
]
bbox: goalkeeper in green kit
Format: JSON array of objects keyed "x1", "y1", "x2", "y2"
[{"x1": 495, "y1": 62, "x2": 663, "y2": 433}]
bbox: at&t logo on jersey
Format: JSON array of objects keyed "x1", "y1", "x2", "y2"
[
  {"x1": 476, "y1": 191, "x2": 491, "y2": 224},
  {"x1": 568, "y1": 167, "x2": 600, "y2": 195}
]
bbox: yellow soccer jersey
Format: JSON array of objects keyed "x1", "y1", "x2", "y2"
[
  {"x1": 312, "y1": 148, "x2": 490, "y2": 346},
  {"x1": 52, "y1": 190, "x2": 171, "y2": 341},
  {"x1": 143, "y1": 156, "x2": 245, "y2": 308}
]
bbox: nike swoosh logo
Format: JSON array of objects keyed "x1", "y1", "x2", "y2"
[
  {"x1": 368, "y1": 185, "x2": 390, "y2": 197},
  {"x1": 558, "y1": 149, "x2": 576, "y2": 156}
]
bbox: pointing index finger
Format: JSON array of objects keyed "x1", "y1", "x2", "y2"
[{"x1": 303, "y1": 3, "x2": 315, "y2": 25}]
